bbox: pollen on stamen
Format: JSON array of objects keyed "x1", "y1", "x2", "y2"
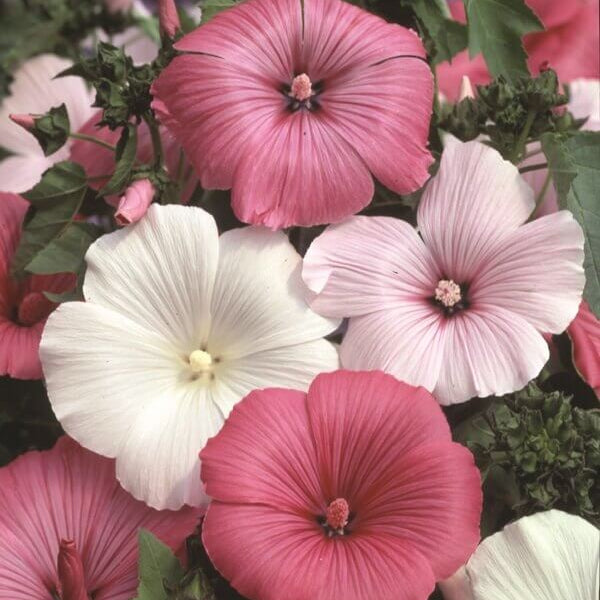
[
  {"x1": 189, "y1": 349, "x2": 213, "y2": 373},
  {"x1": 435, "y1": 279, "x2": 462, "y2": 308},
  {"x1": 326, "y1": 498, "x2": 350, "y2": 532},
  {"x1": 290, "y1": 73, "x2": 313, "y2": 102}
]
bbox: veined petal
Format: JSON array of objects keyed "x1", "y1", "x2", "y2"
[
  {"x1": 83, "y1": 204, "x2": 219, "y2": 350},
  {"x1": 0, "y1": 193, "x2": 28, "y2": 274},
  {"x1": 472, "y1": 211, "x2": 585, "y2": 334},
  {"x1": 303, "y1": 216, "x2": 440, "y2": 317},
  {"x1": 418, "y1": 139, "x2": 535, "y2": 282},
  {"x1": 568, "y1": 301, "x2": 600, "y2": 397},
  {"x1": 209, "y1": 226, "x2": 338, "y2": 358},
  {"x1": 466, "y1": 510, "x2": 600, "y2": 600},
  {"x1": 0, "y1": 320, "x2": 45, "y2": 380}
]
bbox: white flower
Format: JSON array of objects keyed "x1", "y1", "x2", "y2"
[
  {"x1": 440, "y1": 510, "x2": 600, "y2": 600},
  {"x1": 40, "y1": 205, "x2": 339, "y2": 509}
]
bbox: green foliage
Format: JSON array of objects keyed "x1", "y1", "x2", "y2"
[
  {"x1": 542, "y1": 131, "x2": 600, "y2": 317},
  {"x1": 200, "y1": 0, "x2": 238, "y2": 23},
  {"x1": 30, "y1": 104, "x2": 71, "y2": 157},
  {"x1": 99, "y1": 123, "x2": 138, "y2": 195},
  {"x1": 399, "y1": 0, "x2": 468, "y2": 65},
  {"x1": 456, "y1": 383, "x2": 600, "y2": 528},
  {"x1": 11, "y1": 161, "x2": 95, "y2": 278},
  {"x1": 464, "y1": 0, "x2": 543, "y2": 82}
]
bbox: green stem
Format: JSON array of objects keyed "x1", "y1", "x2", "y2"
[
  {"x1": 511, "y1": 109, "x2": 536, "y2": 164},
  {"x1": 143, "y1": 114, "x2": 164, "y2": 168},
  {"x1": 534, "y1": 171, "x2": 552, "y2": 211},
  {"x1": 69, "y1": 132, "x2": 116, "y2": 152},
  {"x1": 519, "y1": 162, "x2": 548, "y2": 174}
]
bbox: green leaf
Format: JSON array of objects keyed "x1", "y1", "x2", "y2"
[
  {"x1": 99, "y1": 123, "x2": 137, "y2": 196},
  {"x1": 543, "y1": 131, "x2": 600, "y2": 317},
  {"x1": 200, "y1": 0, "x2": 237, "y2": 23},
  {"x1": 30, "y1": 103, "x2": 71, "y2": 156},
  {"x1": 400, "y1": 0, "x2": 468, "y2": 65},
  {"x1": 11, "y1": 161, "x2": 89, "y2": 278},
  {"x1": 135, "y1": 529, "x2": 184, "y2": 600},
  {"x1": 464, "y1": 0, "x2": 543, "y2": 82}
]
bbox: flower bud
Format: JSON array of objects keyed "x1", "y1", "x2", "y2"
[
  {"x1": 458, "y1": 76, "x2": 475, "y2": 101},
  {"x1": 115, "y1": 179, "x2": 155, "y2": 226},
  {"x1": 9, "y1": 113, "x2": 35, "y2": 132},
  {"x1": 57, "y1": 540, "x2": 87, "y2": 600},
  {"x1": 159, "y1": 0, "x2": 181, "y2": 38}
]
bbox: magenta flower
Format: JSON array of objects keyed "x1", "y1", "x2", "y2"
[
  {"x1": 0, "y1": 437, "x2": 200, "y2": 600},
  {"x1": 152, "y1": 0, "x2": 434, "y2": 228},
  {"x1": 568, "y1": 301, "x2": 600, "y2": 398},
  {"x1": 200, "y1": 370, "x2": 482, "y2": 600},
  {"x1": 302, "y1": 139, "x2": 585, "y2": 405}
]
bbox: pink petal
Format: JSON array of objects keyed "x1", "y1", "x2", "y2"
[
  {"x1": 0, "y1": 320, "x2": 45, "y2": 380},
  {"x1": 203, "y1": 501, "x2": 437, "y2": 600},
  {"x1": 232, "y1": 111, "x2": 374, "y2": 227},
  {"x1": 434, "y1": 306, "x2": 550, "y2": 405},
  {"x1": 0, "y1": 192, "x2": 28, "y2": 273},
  {"x1": 340, "y1": 304, "x2": 447, "y2": 392},
  {"x1": 200, "y1": 387, "x2": 323, "y2": 514},
  {"x1": 302, "y1": 215, "x2": 440, "y2": 317},
  {"x1": 472, "y1": 211, "x2": 585, "y2": 334},
  {"x1": 0, "y1": 437, "x2": 200, "y2": 600},
  {"x1": 417, "y1": 139, "x2": 534, "y2": 283},
  {"x1": 568, "y1": 301, "x2": 600, "y2": 397}
]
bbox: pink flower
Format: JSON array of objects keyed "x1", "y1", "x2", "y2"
[
  {"x1": 159, "y1": 0, "x2": 181, "y2": 38},
  {"x1": 302, "y1": 139, "x2": 585, "y2": 405},
  {"x1": 0, "y1": 436, "x2": 200, "y2": 600},
  {"x1": 0, "y1": 193, "x2": 74, "y2": 379},
  {"x1": 568, "y1": 301, "x2": 600, "y2": 398},
  {"x1": 438, "y1": 0, "x2": 599, "y2": 99},
  {"x1": 151, "y1": 0, "x2": 434, "y2": 229},
  {"x1": 115, "y1": 179, "x2": 155, "y2": 226},
  {"x1": 201, "y1": 370, "x2": 482, "y2": 600}
]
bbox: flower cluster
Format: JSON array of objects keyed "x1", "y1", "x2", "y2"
[{"x1": 0, "y1": 0, "x2": 598, "y2": 599}]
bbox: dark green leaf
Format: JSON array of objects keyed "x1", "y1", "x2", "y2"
[
  {"x1": 31, "y1": 103, "x2": 71, "y2": 156},
  {"x1": 464, "y1": 0, "x2": 543, "y2": 82},
  {"x1": 200, "y1": 0, "x2": 237, "y2": 23},
  {"x1": 135, "y1": 529, "x2": 184, "y2": 600},
  {"x1": 99, "y1": 123, "x2": 137, "y2": 196},
  {"x1": 542, "y1": 131, "x2": 600, "y2": 317},
  {"x1": 11, "y1": 161, "x2": 88, "y2": 278}
]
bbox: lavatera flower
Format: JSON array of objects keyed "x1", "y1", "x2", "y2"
[
  {"x1": 303, "y1": 139, "x2": 585, "y2": 405},
  {"x1": 151, "y1": 0, "x2": 434, "y2": 228},
  {"x1": 40, "y1": 205, "x2": 339, "y2": 510}
]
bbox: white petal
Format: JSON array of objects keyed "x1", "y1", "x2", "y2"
[
  {"x1": 467, "y1": 510, "x2": 600, "y2": 600},
  {"x1": 418, "y1": 139, "x2": 534, "y2": 282},
  {"x1": 209, "y1": 226, "x2": 338, "y2": 358},
  {"x1": 569, "y1": 79, "x2": 600, "y2": 131},
  {"x1": 0, "y1": 154, "x2": 61, "y2": 194},
  {"x1": 83, "y1": 204, "x2": 219, "y2": 351}
]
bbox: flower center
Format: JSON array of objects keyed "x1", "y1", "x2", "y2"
[
  {"x1": 290, "y1": 73, "x2": 313, "y2": 101},
  {"x1": 284, "y1": 73, "x2": 323, "y2": 112},
  {"x1": 189, "y1": 349, "x2": 213, "y2": 373},
  {"x1": 17, "y1": 292, "x2": 54, "y2": 326},
  {"x1": 321, "y1": 498, "x2": 350, "y2": 537},
  {"x1": 435, "y1": 279, "x2": 462, "y2": 307}
]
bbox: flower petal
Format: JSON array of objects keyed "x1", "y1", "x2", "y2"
[
  {"x1": 231, "y1": 111, "x2": 374, "y2": 227},
  {"x1": 0, "y1": 154, "x2": 62, "y2": 195},
  {"x1": 568, "y1": 79, "x2": 600, "y2": 131},
  {"x1": 302, "y1": 215, "x2": 440, "y2": 317},
  {"x1": 209, "y1": 226, "x2": 338, "y2": 357},
  {"x1": 472, "y1": 211, "x2": 585, "y2": 334},
  {"x1": 466, "y1": 510, "x2": 600, "y2": 600},
  {"x1": 0, "y1": 192, "x2": 27, "y2": 274},
  {"x1": 83, "y1": 204, "x2": 219, "y2": 350},
  {"x1": 0, "y1": 320, "x2": 44, "y2": 380},
  {"x1": 568, "y1": 301, "x2": 600, "y2": 397},
  {"x1": 417, "y1": 139, "x2": 534, "y2": 282},
  {"x1": 434, "y1": 306, "x2": 549, "y2": 405}
]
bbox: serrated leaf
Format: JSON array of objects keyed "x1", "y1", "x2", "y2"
[
  {"x1": 99, "y1": 123, "x2": 137, "y2": 196},
  {"x1": 135, "y1": 529, "x2": 184, "y2": 600},
  {"x1": 11, "y1": 161, "x2": 88, "y2": 278},
  {"x1": 200, "y1": 0, "x2": 237, "y2": 23},
  {"x1": 543, "y1": 131, "x2": 600, "y2": 317},
  {"x1": 464, "y1": 0, "x2": 543, "y2": 82}
]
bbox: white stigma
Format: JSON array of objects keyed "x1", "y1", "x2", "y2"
[
  {"x1": 188, "y1": 349, "x2": 213, "y2": 373},
  {"x1": 435, "y1": 279, "x2": 462, "y2": 308}
]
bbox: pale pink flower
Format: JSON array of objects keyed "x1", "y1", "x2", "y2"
[
  {"x1": 0, "y1": 436, "x2": 200, "y2": 600},
  {"x1": 115, "y1": 178, "x2": 155, "y2": 226},
  {"x1": 0, "y1": 193, "x2": 74, "y2": 380},
  {"x1": 201, "y1": 370, "x2": 482, "y2": 600},
  {"x1": 303, "y1": 139, "x2": 585, "y2": 405},
  {"x1": 438, "y1": 0, "x2": 599, "y2": 100},
  {"x1": 151, "y1": 0, "x2": 434, "y2": 228}
]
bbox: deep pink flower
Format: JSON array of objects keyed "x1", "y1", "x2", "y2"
[
  {"x1": 159, "y1": 0, "x2": 181, "y2": 38},
  {"x1": 0, "y1": 436, "x2": 200, "y2": 600},
  {"x1": 568, "y1": 301, "x2": 600, "y2": 398},
  {"x1": 438, "y1": 0, "x2": 599, "y2": 99},
  {"x1": 0, "y1": 193, "x2": 74, "y2": 379},
  {"x1": 151, "y1": 0, "x2": 434, "y2": 228},
  {"x1": 200, "y1": 370, "x2": 482, "y2": 600},
  {"x1": 302, "y1": 139, "x2": 585, "y2": 405}
]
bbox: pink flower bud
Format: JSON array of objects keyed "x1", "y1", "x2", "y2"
[
  {"x1": 9, "y1": 113, "x2": 35, "y2": 132},
  {"x1": 159, "y1": 0, "x2": 181, "y2": 38},
  {"x1": 458, "y1": 76, "x2": 475, "y2": 101},
  {"x1": 57, "y1": 540, "x2": 88, "y2": 600},
  {"x1": 115, "y1": 179, "x2": 155, "y2": 226}
]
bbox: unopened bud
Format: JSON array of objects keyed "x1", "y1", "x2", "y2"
[
  {"x1": 115, "y1": 179, "x2": 155, "y2": 226},
  {"x1": 9, "y1": 113, "x2": 35, "y2": 132},
  {"x1": 58, "y1": 540, "x2": 87, "y2": 600},
  {"x1": 159, "y1": 0, "x2": 181, "y2": 38}
]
